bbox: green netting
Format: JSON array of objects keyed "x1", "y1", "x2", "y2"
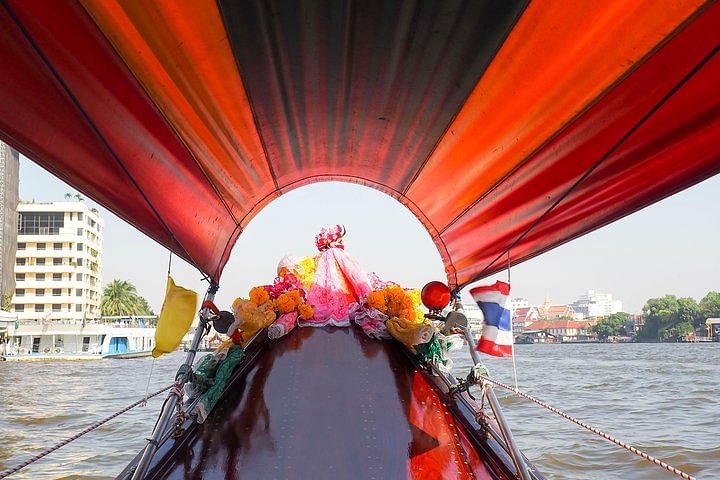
[{"x1": 190, "y1": 345, "x2": 244, "y2": 422}]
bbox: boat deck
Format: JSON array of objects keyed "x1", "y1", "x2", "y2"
[{"x1": 154, "y1": 326, "x2": 503, "y2": 479}]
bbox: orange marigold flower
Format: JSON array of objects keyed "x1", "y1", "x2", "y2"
[
  {"x1": 288, "y1": 289, "x2": 303, "y2": 305},
  {"x1": 298, "y1": 303, "x2": 314, "y2": 320},
  {"x1": 249, "y1": 286, "x2": 270, "y2": 306},
  {"x1": 366, "y1": 290, "x2": 387, "y2": 313},
  {"x1": 275, "y1": 292, "x2": 297, "y2": 314}
]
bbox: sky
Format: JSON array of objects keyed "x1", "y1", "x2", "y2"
[{"x1": 17, "y1": 155, "x2": 720, "y2": 314}]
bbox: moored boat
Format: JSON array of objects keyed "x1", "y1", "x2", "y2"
[{"x1": 0, "y1": 316, "x2": 157, "y2": 361}]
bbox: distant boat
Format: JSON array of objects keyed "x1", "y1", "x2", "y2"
[{"x1": 1, "y1": 316, "x2": 157, "y2": 361}]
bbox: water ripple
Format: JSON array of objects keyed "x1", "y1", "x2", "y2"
[{"x1": 1, "y1": 345, "x2": 718, "y2": 479}]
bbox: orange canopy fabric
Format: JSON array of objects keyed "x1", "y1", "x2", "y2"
[{"x1": 0, "y1": 0, "x2": 718, "y2": 290}]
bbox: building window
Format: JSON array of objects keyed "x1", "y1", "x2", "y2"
[
  {"x1": 54, "y1": 242, "x2": 62, "y2": 250},
  {"x1": 37, "y1": 258, "x2": 45, "y2": 265},
  {"x1": 17, "y1": 211, "x2": 65, "y2": 235},
  {"x1": 16, "y1": 273, "x2": 25, "y2": 281},
  {"x1": 37, "y1": 243, "x2": 46, "y2": 250},
  {"x1": 77, "y1": 243, "x2": 83, "y2": 251},
  {"x1": 76, "y1": 273, "x2": 82, "y2": 281},
  {"x1": 77, "y1": 228, "x2": 83, "y2": 236},
  {"x1": 76, "y1": 289, "x2": 82, "y2": 296},
  {"x1": 16, "y1": 258, "x2": 26, "y2": 266},
  {"x1": 76, "y1": 258, "x2": 83, "y2": 266},
  {"x1": 36, "y1": 289, "x2": 45, "y2": 296},
  {"x1": 53, "y1": 289, "x2": 61, "y2": 296},
  {"x1": 53, "y1": 273, "x2": 62, "y2": 281},
  {"x1": 36, "y1": 273, "x2": 45, "y2": 281},
  {"x1": 15, "y1": 304, "x2": 24, "y2": 312},
  {"x1": 16, "y1": 288, "x2": 24, "y2": 297},
  {"x1": 18, "y1": 242, "x2": 25, "y2": 250},
  {"x1": 35, "y1": 305, "x2": 43, "y2": 312},
  {"x1": 76, "y1": 304, "x2": 83, "y2": 312},
  {"x1": 53, "y1": 258, "x2": 62, "y2": 266},
  {"x1": 78, "y1": 212, "x2": 83, "y2": 221},
  {"x1": 52, "y1": 304, "x2": 61, "y2": 312}
]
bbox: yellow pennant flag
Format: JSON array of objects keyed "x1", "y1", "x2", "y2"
[{"x1": 153, "y1": 277, "x2": 198, "y2": 358}]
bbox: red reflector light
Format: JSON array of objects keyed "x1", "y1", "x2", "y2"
[{"x1": 421, "y1": 281, "x2": 451, "y2": 310}]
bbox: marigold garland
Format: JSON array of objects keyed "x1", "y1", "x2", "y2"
[
  {"x1": 297, "y1": 303, "x2": 315, "y2": 320},
  {"x1": 365, "y1": 285, "x2": 421, "y2": 323},
  {"x1": 249, "y1": 286, "x2": 270, "y2": 306}
]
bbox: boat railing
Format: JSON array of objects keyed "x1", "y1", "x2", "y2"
[
  {"x1": 130, "y1": 283, "x2": 218, "y2": 480},
  {"x1": 449, "y1": 301, "x2": 534, "y2": 480}
]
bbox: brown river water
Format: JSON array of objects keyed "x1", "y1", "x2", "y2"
[{"x1": 0, "y1": 343, "x2": 718, "y2": 479}]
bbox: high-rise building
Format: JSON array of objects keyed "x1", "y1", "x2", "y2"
[
  {"x1": 571, "y1": 290, "x2": 622, "y2": 318},
  {"x1": 0, "y1": 141, "x2": 19, "y2": 305},
  {"x1": 12, "y1": 202, "x2": 103, "y2": 322}
]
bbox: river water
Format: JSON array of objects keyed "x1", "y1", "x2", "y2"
[{"x1": 0, "y1": 343, "x2": 718, "y2": 479}]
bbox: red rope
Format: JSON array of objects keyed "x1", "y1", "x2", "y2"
[
  {"x1": 0, "y1": 384, "x2": 173, "y2": 479},
  {"x1": 478, "y1": 375, "x2": 696, "y2": 480}
]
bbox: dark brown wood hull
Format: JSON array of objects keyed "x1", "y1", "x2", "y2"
[{"x1": 119, "y1": 326, "x2": 541, "y2": 479}]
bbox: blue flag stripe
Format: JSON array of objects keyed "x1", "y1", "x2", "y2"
[{"x1": 478, "y1": 302, "x2": 511, "y2": 330}]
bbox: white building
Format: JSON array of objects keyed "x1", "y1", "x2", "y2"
[
  {"x1": 571, "y1": 290, "x2": 622, "y2": 318},
  {"x1": 462, "y1": 302, "x2": 484, "y2": 336},
  {"x1": 12, "y1": 202, "x2": 103, "y2": 322},
  {"x1": 510, "y1": 297, "x2": 529, "y2": 314}
]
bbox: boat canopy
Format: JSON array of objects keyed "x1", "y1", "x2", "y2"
[{"x1": 1, "y1": 0, "x2": 718, "y2": 289}]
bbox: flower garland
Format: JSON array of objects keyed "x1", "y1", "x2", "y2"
[
  {"x1": 227, "y1": 273, "x2": 315, "y2": 345},
  {"x1": 249, "y1": 273, "x2": 315, "y2": 321},
  {"x1": 365, "y1": 284, "x2": 422, "y2": 322}
]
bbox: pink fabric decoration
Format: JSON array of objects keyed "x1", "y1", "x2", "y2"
[
  {"x1": 304, "y1": 248, "x2": 371, "y2": 327},
  {"x1": 268, "y1": 312, "x2": 299, "y2": 340},
  {"x1": 349, "y1": 303, "x2": 390, "y2": 340}
]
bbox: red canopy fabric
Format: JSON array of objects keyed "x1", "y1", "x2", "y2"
[{"x1": 0, "y1": 0, "x2": 718, "y2": 290}]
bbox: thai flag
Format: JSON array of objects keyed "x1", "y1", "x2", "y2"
[{"x1": 470, "y1": 281, "x2": 513, "y2": 357}]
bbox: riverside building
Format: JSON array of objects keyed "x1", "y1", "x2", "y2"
[
  {"x1": 11, "y1": 202, "x2": 103, "y2": 323},
  {"x1": 571, "y1": 290, "x2": 622, "y2": 319}
]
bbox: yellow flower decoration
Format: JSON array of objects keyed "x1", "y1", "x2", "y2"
[
  {"x1": 249, "y1": 286, "x2": 270, "y2": 306},
  {"x1": 298, "y1": 303, "x2": 314, "y2": 320}
]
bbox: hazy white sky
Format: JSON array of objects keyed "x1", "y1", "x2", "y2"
[{"x1": 18, "y1": 155, "x2": 719, "y2": 313}]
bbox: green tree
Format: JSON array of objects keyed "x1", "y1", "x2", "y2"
[
  {"x1": 660, "y1": 322, "x2": 694, "y2": 342},
  {"x1": 676, "y1": 297, "x2": 703, "y2": 329},
  {"x1": 640, "y1": 295, "x2": 704, "y2": 341},
  {"x1": 641, "y1": 295, "x2": 679, "y2": 340},
  {"x1": 2, "y1": 292, "x2": 12, "y2": 311},
  {"x1": 700, "y1": 291, "x2": 720, "y2": 320},
  {"x1": 101, "y1": 279, "x2": 145, "y2": 316},
  {"x1": 592, "y1": 312, "x2": 630, "y2": 340},
  {"x1": 136, "y1": 296, "x2": 155, "y2": 316}
]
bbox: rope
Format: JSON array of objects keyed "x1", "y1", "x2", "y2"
[
  {"x1": 476, "y1": 375, "x2": 696, "y2": 480},
  {"x1": 0, "y1": 384, "x2": 173, "y2": 479},
  {"x1": 142, "y1": 358, "x2": 156, "y2": 407}
]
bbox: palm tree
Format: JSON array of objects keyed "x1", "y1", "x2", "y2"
[
  {"x1": 137, "y1": 296, "x2": 155, "y2": 316},
  {"x1": 64, "y1": 193, "x2": 72, "y2": 200},
  {"x1": 74, "y1": 193, "x2": 84, "y2": 202},
  {"x1": 101, "y1": 279, "x2": 142, "y2": 316}
]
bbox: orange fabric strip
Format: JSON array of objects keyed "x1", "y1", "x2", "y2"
[
  {"x1": 406, "y1": 0, "x2": 709, "y2": 230},
  {"x1": 79, "y1": 0, "x2": 274, "y2": 222}
]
